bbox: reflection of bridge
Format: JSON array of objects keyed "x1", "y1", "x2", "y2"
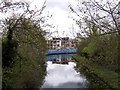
[{"x1": 46, "y1": 48, "x2": 77, "y2": 56}]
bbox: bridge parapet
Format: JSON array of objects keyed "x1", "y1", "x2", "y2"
[{"x1": 46, "y1": 48, "x2": 77, "y2": 55}]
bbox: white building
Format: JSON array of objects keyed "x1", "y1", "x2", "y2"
[{"x1": 47, "y1": 37, "x2": 76, "y2": 49}]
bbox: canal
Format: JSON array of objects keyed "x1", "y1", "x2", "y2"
[
  {"x1": 40, "y1": 54, "x2": 111, "y2": 89},
  {"x1": 41, "y1": 54, "x2": 88, "y2": 88}
]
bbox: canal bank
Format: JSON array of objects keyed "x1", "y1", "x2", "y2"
[{"x1": 72, "y1": 54, "x2": 119, "y2": 89}]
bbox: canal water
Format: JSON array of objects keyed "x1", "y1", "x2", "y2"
[
  {"x1": 41, "y1": 54, "x2": 87, "y2": 88},
  {"x1": 40, "y1": 54, "x2": 112, "y2": 89}
]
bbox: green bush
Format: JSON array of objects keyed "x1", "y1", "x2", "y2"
[
  {"x1": 82, "y1": 42, "x2": 97, "y2": 56},
  {"x1": 2, "y1": 17, "x2": 47, "y2": 88},
  {"x1": 77, "y1": 33, "x2": 118, "y2": 71}
]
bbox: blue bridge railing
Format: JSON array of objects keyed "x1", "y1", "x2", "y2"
[{"x1": 46, "y1": 48, "x2": 77, "y2": 55}]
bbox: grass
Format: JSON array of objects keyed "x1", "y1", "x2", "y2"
[{"x1": 72, "y1": 54, "x2": 120, "y2": 89}]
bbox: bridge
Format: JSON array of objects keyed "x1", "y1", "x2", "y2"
[{"x1": 46, "y1": 48, "x2": 77, "y2": 56}]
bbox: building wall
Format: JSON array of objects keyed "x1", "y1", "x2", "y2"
[{"x1": 47, "y1": 37, "x2": 76, "y2": 49}]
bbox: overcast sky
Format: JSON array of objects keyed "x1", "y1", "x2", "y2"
[
  {"x1": 29, "y1": 0, "x2": 79, "y2": 38},
  {"x1": 0, "y1": 0, "x2": 79, "y2": 38},
  {"x1": 1, "y1": 0, "x2": 119, "y2": 38}
]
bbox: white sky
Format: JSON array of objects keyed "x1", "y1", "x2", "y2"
[
  {"x1": 25, "y1": 0, "x2": 120, "y2": 38},
  {"x1": 0, "y1": 0, "x2": 79, "y2": 38},
  {"x1": 28, "y1": 0, "x2": 80, "y2": 38},
  {"x1": 1, "y1": 0, "x2": 119, "y2": 38}
]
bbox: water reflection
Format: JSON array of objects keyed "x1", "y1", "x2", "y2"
[
  {"x1": 46, "y1": 54, "x2": 72, "y2": 61},
  {"x1": 41, "y1": 54, "x2": 111, "y2": 89},
  {"x1": 41, "y1": 61, "x2": 87, "y2": 88}
]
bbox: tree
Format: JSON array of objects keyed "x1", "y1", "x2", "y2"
[
  {"x1": 69, "y1": 0, "x2": 119, "y2": 71},
  {"x1": 1, "y1": 0, "x2": 51, "y2": 88},
  {"x1": 69, "y1": 0, "x2": 120, "y2": 35}
]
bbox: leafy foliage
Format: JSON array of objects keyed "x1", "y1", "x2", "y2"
[
  {"x1": 1, "y1": 0, "x2": 48, "y2": 88},
  {"x1": 2, "y1": 17, "x2": 47, "y2": 88},
  {"x1": 70, "y1": 0, "x2": 119, "y2": 72}
]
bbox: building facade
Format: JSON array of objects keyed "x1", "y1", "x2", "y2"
[{"x1": 47, "y1": 37, "x2": 76, "y2": 49}]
